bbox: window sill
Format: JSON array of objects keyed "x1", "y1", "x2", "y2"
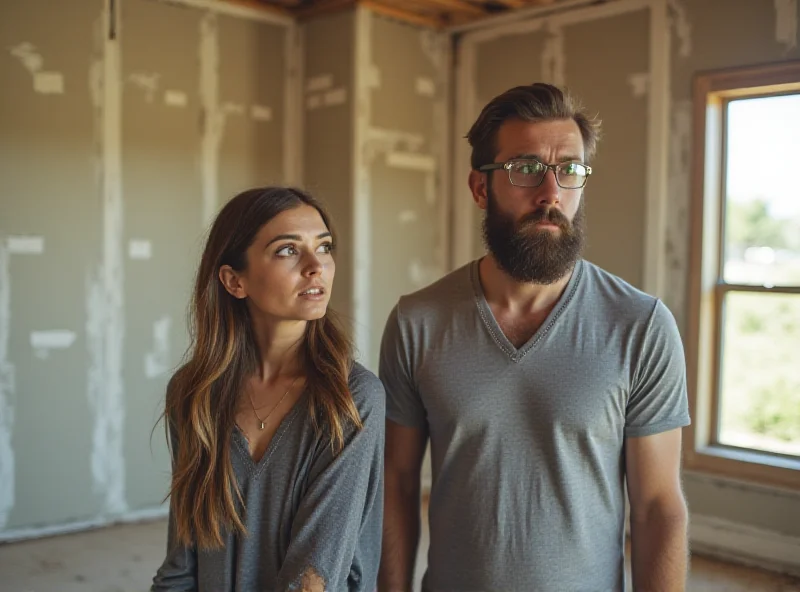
[{"x1": 685, "y1": 445, "x2": 800, "y2": 491}]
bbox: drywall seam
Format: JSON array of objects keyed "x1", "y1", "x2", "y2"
[
  {"x1": 285, "y1": 23, "x2": 304, "y2": 186},
  {"x1": 643, "y1": 0, "x2": 671, "y2": 300},
  {"x1": 541, "y1": 22, "x2": 565, "y2": 88},
  {"x1": 667, "y1": 0, "x2": 691, "y2": 58},
  {"x1": 775, "y1": 0, "x2": 798, "y2": 52},
  {"x1": 88, "y1": 0, "x2": 127, "y2": 516},
  {"x1": 664, "y1": 99, "x2": 692, "y2": 329},
  {"x1": 452, "y1": 38, "x2": 478, "y2": 268},
  {"x1": 199, "y1": 12, "x2": 220, "y2": 228},
  {"x1": 433, "y1": 31, "x2": 452, "y2": 273},
  {"x1": 145, "y1": 316, "x2": 172, "y2": 379},
  {"x1": 0, "y1": 241, "x2": 14, "y2": 529},
  {"x1": 352, "y1": 6, "x2": 372, "y2": 367},
  {"x1": 154, "y1": 0, "x2": 293, "y2": 26}
]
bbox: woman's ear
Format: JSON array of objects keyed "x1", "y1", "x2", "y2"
[{"x1": 219, "y1": 265, "x2": 247, "y2": 299}]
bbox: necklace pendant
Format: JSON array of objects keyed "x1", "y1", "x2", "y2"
[{"x1": 259, "y1": 421, "x2": 265, "y2": 430}]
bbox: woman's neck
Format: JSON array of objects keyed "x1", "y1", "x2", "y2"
[{"x1": 249, "y1": 313, "x2": 306, "y2": 383}]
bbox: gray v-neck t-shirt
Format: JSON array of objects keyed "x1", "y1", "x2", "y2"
[
  {"x1": 151, "y1": 362, "x2": 385, "y2": 592},
  {"x1": 379, "y1": 259, "x2": 690, "y2": 592}
]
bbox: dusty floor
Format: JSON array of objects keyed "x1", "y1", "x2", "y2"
[{"x1": 1, "y1": 517, "x2": 799, "y2": 592}]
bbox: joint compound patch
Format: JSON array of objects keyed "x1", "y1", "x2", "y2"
[{"x1": 7, "y1": 236, "x2": 44, "y2": 255}]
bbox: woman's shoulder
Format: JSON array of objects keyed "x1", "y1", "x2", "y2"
[{"x1": 348, "y1": 362, "x2": 386, "y2": 416}]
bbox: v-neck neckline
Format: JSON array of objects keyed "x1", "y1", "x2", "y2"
[
  {"x1": 470, "y1": 258, "x2": 584, "y2": 363},
  {"x1": 232, "y1": 390, "x2": 307, "y2": 478}
]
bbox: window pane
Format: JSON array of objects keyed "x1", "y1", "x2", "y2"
[
  {"x1": 723, "y1": 94, "x2": 800, "y2": 287},
  {"x1": 718, "y1": 291, "x2": 800, "y2": 456}
]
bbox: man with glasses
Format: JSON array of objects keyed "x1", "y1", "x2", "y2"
[{"x1": 378, "y1": 83, "x2": 690, "y2": 591}]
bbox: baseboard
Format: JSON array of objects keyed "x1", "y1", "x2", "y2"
[
  {"x1": 0, "y1": 505, "x2": 169, "y2": 544},
  {"x1": 689, "y1": 514, "x2": 800, "y2": 578}
]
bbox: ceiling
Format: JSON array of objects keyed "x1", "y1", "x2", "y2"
[{"x1": 243, "y1": 0, "x2": 574, "y2": 29}]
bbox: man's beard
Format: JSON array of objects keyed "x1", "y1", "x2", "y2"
[{"x1": 481, "y1": 190, "x2": 586, "y2": 285}]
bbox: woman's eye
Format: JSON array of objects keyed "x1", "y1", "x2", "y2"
[
  {"x1": 276, "y1": 245, "x2": 297, "y2": 257},
  {"x1": 317, "y1": 242, "x2": 334, "y2": 254}
]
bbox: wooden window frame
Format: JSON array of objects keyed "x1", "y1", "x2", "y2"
[{"x1": 685, "y1": 60, "x2": 800, "y2": 490}]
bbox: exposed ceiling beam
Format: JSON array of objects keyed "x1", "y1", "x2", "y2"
[
  {"x1": 295, "y1": 0, "x2": 356, "y2": 19},
  {"x1": 223, "y1": 0, "x2": 293, "y2": 15},
  {"x1": 407, "y1": 0, "x2": 487, "y2": 16},
  {"x1": 362, "y1": 0, "x2": 445, "y2": 28}
]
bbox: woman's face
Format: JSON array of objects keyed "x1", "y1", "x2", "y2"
[{"x1": 220, "y1": 204, "x2": 335, "y2": 323}]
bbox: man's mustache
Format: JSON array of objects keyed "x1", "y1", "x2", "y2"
[{"x1": 519, "y1": 207, "x2": 571, "y2": 231}]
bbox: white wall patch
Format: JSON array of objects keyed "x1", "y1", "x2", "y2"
[
  {"x1": 627, "y1": 72, "x2": 650, "y2": 98},
  {"x1": 251, "y1": 105, "x2": 272, "y2": 121},
  {"x1": 164, "y1": 90, "x2": 188, "y2": 107},
  {"x1": 10, "y1": 42, "x2": 43, "y2": 73},
  {"x1": 128, "y1": 240, "x2": 152, "y2": 260},
  {"x1": 10, "y1": 43, "x2": 63, "y2": 96},
  {"x1": 7, "y1": 236, "x2": 44, "y2": 255},
  {"x1": 144, "y1": 316, "x2": 172, "y2": 379},
  {"x1": 541, "y1": 23, "x2": 566, "y2": 87},
  {"x1": 398, "y1": 210, "x2": 418, "y2": 224},
  {"x1": 33, "y1": 72, "x2": 64, "y2": 95},
  {"x1": 386, "y1": 152, "x2": 437, "y2": 173},
  {"x1": 30, "y1": 330, "x2": 77, "y2": 359},
  {"x1": 367, "y1": 65, "x2": 381, "y2": 89},
  {"x1": 667, "y1": 0, "x2": 692, "y2": 58},
  {"x1": 0, "y1": 243, "x2": 15, "y2": 528},
  {"x1": 775, "y1": 0, "x2": 798, "y2": 51},
  {"x1": 128, "y1": 72, "x2": 160, "y2": 103},
  {"x1": 306, "y1": 94, "x2": 322, "y2": 110},
  {"x1": 324, "y1": 87, "x2": 347, "y2": 106},
  {"x1": 306, "y1": 73, "x2": 333, "y2": 93},
  {"x1": 415, "y1": 77, "x2": 436, "y2": 98}
]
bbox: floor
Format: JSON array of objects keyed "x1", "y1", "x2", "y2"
[{"x1": 1, "y1": 517, "x2": 799, "y2": 592}]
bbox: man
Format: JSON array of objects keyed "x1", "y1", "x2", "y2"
[{"x1": 378, "y1": 83, "x2": 690, "y2": 592}]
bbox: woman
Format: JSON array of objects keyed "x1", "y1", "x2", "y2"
[{"x1": 152, "y1": 187, "x2": 385, "y2": 591}]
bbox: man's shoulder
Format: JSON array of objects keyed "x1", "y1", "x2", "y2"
[
  {"x1": 580, "y1": 259, "x2": 659, "y2": 320},
  {"x1": 395, "y1": 261, "x2": 474, "y2": 321}
]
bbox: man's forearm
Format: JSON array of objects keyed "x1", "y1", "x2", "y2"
[
  {"x1": 379, "y1": 481, "x2": 421, "y2": 592},
  {"x1": 630, "y1": 512, "x2": 689, "y2": 592}
]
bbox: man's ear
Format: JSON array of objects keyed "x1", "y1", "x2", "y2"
[
  {"x1": 219, "y1": 265, "x2": 247, "y2": 299},
  {"x1": 469, "y1": 170, "x2": 489, "y2": 210}
]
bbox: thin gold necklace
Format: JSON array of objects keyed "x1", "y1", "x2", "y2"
[{"x1": 248, "y1": 376, "x2": 300, "y2": 430}]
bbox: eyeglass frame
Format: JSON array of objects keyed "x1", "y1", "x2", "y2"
[{"x1": 478, "y1": 157, "x2": 593, "y2": 189}]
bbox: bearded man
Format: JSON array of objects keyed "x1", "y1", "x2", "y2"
[{"x1": 378, "y1": 83, "x2": 690, "y2": 592}]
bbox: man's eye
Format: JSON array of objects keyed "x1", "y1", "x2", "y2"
[{"x1": 517, "y1": 162, "x2": 543, "y2": 175}]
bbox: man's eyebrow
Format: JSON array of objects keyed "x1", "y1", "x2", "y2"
[
  {"x1": 266, "y1": 231, "x2": 332, "y2": 247},
  {"x1": 509, "y1": 154, "x2": 583, "y2": 163}
]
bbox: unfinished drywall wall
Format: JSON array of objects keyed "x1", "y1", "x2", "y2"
[
  {"x1": 0, "y1": 0, "x2": 295, "y2": 539},
  {"x1": 666, "y1": 0, "x2": 800, "y2": 542},
  {"x1": 366, "y1": 14, "x2": 449, "y2": 371},
  {"x1": 0, "y1": 0, "x2": 104, "y2": 531},
  {"x1": 302, "y1": 10, "x2": 356, "y2": 325},
  {"x1": 466, "y1": 7, "x2": 651, "y2": 289}
]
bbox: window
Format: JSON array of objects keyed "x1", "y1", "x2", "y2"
[{"x1": 686, "y1": 61, "x2": 800, "y2": 490}]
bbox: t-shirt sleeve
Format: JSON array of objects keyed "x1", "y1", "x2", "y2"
[
  {"x1": 625, "y1": 299, "x2": 691, "y2": 438},
  {"x1": 276, "y1": 369, "x2": 385, "y2": 592},
  {"x1": 151, "y1": 416, "x2": 198, "y2": 591},
  {"x1": 379, "y1": 302, "x2": 427, "y2": 429}
]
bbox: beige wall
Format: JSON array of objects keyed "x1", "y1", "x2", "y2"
[{"x1": 0, "y1": 0, "x2": 292, "y2": 538}]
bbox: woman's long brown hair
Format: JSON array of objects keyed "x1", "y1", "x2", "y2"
[{"x1": 163, "y1": 187, "x2": 362, "y2": 549}]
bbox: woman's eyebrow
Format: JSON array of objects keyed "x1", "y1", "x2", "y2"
[{"x1": 266, "y1": 231, "x2": 332, "y2": 247}]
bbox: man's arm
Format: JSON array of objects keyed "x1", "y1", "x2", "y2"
[
  {"x1": 626, "y1": 427, "x2": 689, "y2": 592},
  {"x1": 379, "y1": 419, "x2": 428, "y2": 592}
]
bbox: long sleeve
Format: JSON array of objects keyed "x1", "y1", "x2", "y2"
[
  {"x1": 276, "y1": 366, "x2": 386, "y2": 592},
  {"x1": 151, "y1": 420, "x2": 198, "y2": 591}
]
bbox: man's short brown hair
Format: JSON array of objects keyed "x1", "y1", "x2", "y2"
[{"x1": 466, "y1": 83, "x2": 602, "y2": 170}]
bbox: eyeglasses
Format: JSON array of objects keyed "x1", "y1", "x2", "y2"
[{"x1": 479, "y1": 158, "x2": 592, "y2": 189}]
